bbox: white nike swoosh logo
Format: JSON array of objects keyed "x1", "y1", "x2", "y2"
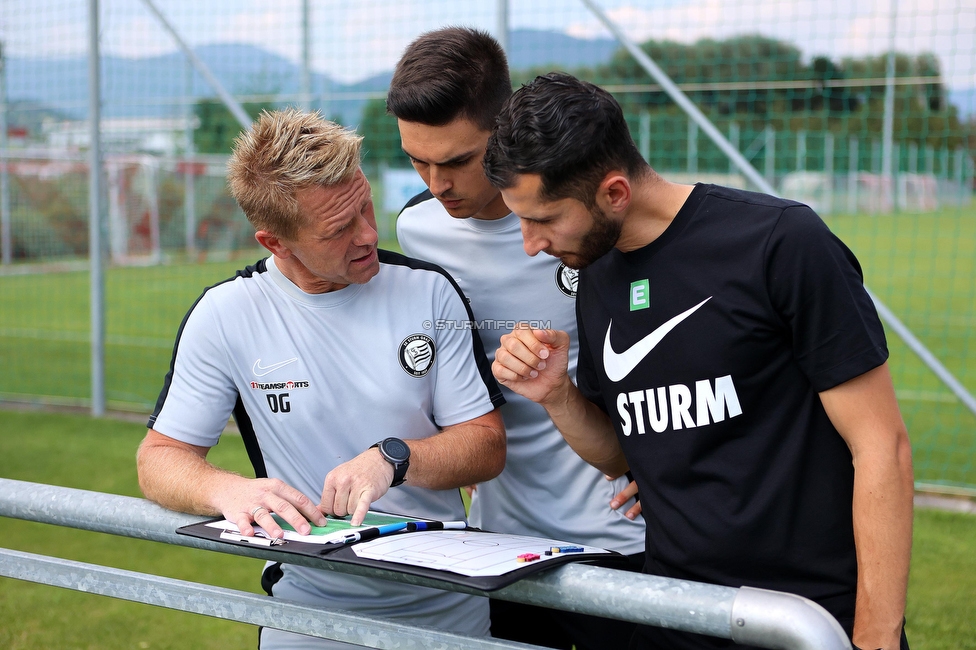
[
  {"x1": 252, "y1": 357, "x2": 298, "y2": 377},
  {"x1": 603, "y1": 297, "x2": 712, "y2": 382}
]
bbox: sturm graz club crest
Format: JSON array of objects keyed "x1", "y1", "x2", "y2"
[
  {"x1": 399, "y1": 334, "x2": 436, "y2": 377},
  {"x1": 555, "y1": 263, "x2": 579, "y2": 297}
]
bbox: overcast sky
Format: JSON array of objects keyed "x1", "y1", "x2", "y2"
[{"x1": 2, "y1": 0, "x2": 974, "y2": 90}]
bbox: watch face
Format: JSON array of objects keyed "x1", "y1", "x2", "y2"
[{"x1": 381, "y1": 438, "x2": 410, "y2": 463}]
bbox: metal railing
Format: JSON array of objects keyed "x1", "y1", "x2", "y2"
[{"x1": 0, "y1": 478, "x2": 851, "y2": 649}]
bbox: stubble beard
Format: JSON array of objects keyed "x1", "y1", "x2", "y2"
[{"x1": 558, "y1": 206, "x2": 622, "y2": 270}]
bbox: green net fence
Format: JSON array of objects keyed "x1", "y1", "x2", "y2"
[{"x1": 0, "y1": 0, "x2": 973, "y2": 492}]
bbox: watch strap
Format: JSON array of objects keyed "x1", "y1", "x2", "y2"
[{"x1": 371, "y1": 439, "x2": 410, "y2": 487}]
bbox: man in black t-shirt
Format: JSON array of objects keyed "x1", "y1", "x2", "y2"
[{"x1": 484, "y1": 72, "x2": 914, "y2": 650}]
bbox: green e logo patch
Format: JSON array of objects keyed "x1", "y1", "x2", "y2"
[{"x1": 630, "y1": 279, "x2": 650, "y2": 311}]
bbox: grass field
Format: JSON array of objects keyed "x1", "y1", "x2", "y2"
[
  {"x1": 0, "y1": 251, "x2": 269, "y2": 409},
  {"x1": 0, "y1": 410, "x2": 262, "y2": 650},
  {"x1": 2, "y1": 208, "x2": 974, "y2": 488},
  {"x1": 0, "y1": 409, "x2": 974, "y2": 649},
  {"x1": 822, "y1": 209, "x2": 976, "y2": 489}
]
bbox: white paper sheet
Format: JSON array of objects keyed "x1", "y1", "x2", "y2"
[{"x1": 351, "y1": 530, "x2": 611, "y2": 577}]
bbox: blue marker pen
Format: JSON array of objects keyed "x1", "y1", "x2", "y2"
[
  {"x1": 405, "y1": 520, "x2": 467, "y2": 532},
  {"x1": 340, "y1": 522, "x2": 408, "y2": 544}
]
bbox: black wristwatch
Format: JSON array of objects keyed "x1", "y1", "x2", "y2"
[{"x1": 371, "y1": 437, "x2": 411, "y2": 487}]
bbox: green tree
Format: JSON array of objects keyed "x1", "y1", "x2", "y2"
[
  {"x1": 353, "y1": 35, "x2": 973, "y2": 175},
  {"x1": 592, "y1": 36, "x2": 844, "y2": 130},
  {"x1": 358, "y1": 97, "x2": 410, "y2": 171},
  {"x1": 839, "y1": 52, "x2": 967, "y2": 152},
  {"x1": 582, "y1": 35, "x2": 970, "y2": 174},
  {"x1": 193, "y1": 99, "x2": 279, "y2": 154}
]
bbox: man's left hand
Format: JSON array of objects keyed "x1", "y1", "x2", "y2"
[{"x1": 608, "y1": 476, "x2": 642, "y2": 520}]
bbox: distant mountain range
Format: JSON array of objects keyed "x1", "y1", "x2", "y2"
[
  {"x1": 4, "y1": 28, "x2": 972, "y2": 135},
  {"x1": 3, "y1": 29, "x2": 621, "y2": 130}
]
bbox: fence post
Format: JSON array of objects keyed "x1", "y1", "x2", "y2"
[
  {"x1": 824, "y1": 132, "x2": 834, "y2": 214},
  {"x1": 796, "y1": 129, "x2": 806, "y2": 172},
  {"x1": 107, "y1": 160, "x2": 126, "y2": 263},
  {"x1": 954, "y1": 147, "x2": 964, "y2": 204},
  {"x1": 497, "y1": 0, "x2": 509, "y2": 54},
  {"x1": 142, "y1": 156, "x2": 161, "y2": 264},
  {"x1": 729, "y1": 121, "x2": 740, "y2": 174},
  {"x1": 88, "y1": 0, "x2": 106, "y2": 417},
  {"x1": 893, "y1": 141, "x2": 901, "y2": 212},
  {"x1": 0, "y1": 40, "x2": 11, "y2": 266},
  {"x1": 872, "y1": 138, "x2": 883, "y2": 212},
  {"x1": 639, "y1": 110, "x2": 651, "y2": 163},
  {"x1": 881, "y1": 0, "x2": 897, "y2": 214},
  {"x1": 183, "y1": 59, "x2": 197, "y2": 256},
  {"x1": 300, "y1": 0, "x2": 312, "y2": 111},
  {"x1": 966, "y1": 154, "x2": 974, "y2": 205}
]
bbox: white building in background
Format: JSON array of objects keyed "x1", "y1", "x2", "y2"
[
  {"x1": 779, "y1": 171, "x2": 951, "y2": 214},
  {"x1": 41, "y1": 116, "x2": 198, "y2": 155}
]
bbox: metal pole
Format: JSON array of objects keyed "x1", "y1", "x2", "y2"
[
  {"x1": 848, "y1": 136, "x2": 859, "y2": 213},
  {"x1": 496, "y1": 0, "x2": 509, "y2": 54},
  {"x1": 88, "y1": 0, "x2": 105, "y2": 417},
  {"x1": 868, "y1": 290, "x2": 976, "y2": 417},
  {"x1": 729, "y1": 122, "x2": 740, "y2": 175},
  {"x1": 0, "y1": 549, "x2": 540, "y2": 650},
  {"x1": 881, "y1": 0, "x2": 897, "y2": 211},
  {"x1": 106, "y1": 160, "x2": 125, "y2": 263},
  {"x1": 638, "y1": 110, "x2": 650, "y2": 163},
  {"x1": 579, "y1": 0, "x2": 775, "y2": 194},
  {"x1": 184, "y1": 59, "x2": 197, "y2": 256},
  {"x1": 894, "y1": 141, "x2": 902, "y2": 209},
  {"x1": 954, "y1": 148, "x2": 964, "y2": 201},
  {"x1": 871, "y1": 138, "x2": 882, "y2": 211},
  {"x1": 300, "y1": 0, "x2": 312, "y2": 111},
  {"x1": 966, "y1": 155, "x2": 975, "y2": 205},
  {"x1": 0, "y1": 40, "x2": 11, "y2": 266},
  {"x1": 796, "y1": 130, "x2": 806, "y2": 172},
  {"x1": 139, "y1": 0, "x2": 252, "y2": 130},
  {"x1": 0, "y1": 479, "x2": 852, "y2": 650},
  {"x1": 143, "y1": 156, "x2": 161, "y2": 264},
  {"x1": 824, "y1": 132, "x2": 834, "y2": 214},
  {"x1": 765, "y1": 125, "x2": 776, "y2": 186},
  {"x1": 687, "y1": 120, "x2": 698, "y2": 175}
]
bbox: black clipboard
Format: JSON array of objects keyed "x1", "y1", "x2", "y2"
[{"x1": 177, "y1": 517, "x2": 626, "y2": 591}]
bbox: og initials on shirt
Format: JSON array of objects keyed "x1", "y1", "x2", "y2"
[{"x1": 267, "y1": 393, "x2": 291, "y2": 413}]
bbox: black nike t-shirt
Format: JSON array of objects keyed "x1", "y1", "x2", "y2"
[{"x1": 576, "y1": 184, "x2": 887, "y2": 632}]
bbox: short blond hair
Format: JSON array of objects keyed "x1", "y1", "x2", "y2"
[{"x1": 228, "y1": 109, "x2": 363, "y2": 238}]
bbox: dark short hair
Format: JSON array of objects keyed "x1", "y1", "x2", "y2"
[
  {"x1": 387, "y1": 27, "x2": 511, "y2": 131},
  {"x1": 484, "y1": 73, "x2": 649, "y2": 207}
]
